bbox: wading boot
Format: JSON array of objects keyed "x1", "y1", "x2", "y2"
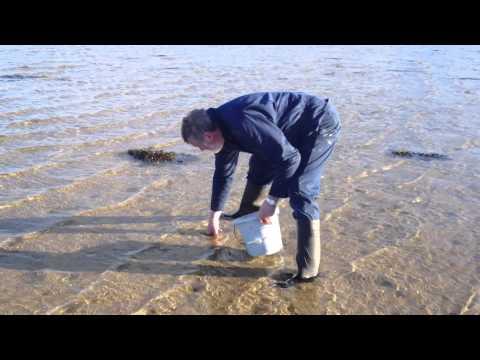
[
  {"x1": 221, "y1": 180, "x2": 269, "y2": 221},
  {"x1": 275, "y1": 218, "x2": 321, "y2": 288}
]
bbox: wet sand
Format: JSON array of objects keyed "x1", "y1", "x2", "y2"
[
  {"x1": 0, "y1": 46, "x2": 479, "y2": 314},
  {"x1": 1, "y1": 140, "x2": 478, "y2": 315}
]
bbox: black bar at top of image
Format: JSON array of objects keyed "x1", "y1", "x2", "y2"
[{"x1": 2, "y1": 0, "x2": 480, "y2": 44}]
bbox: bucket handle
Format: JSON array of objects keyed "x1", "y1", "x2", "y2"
[{"x1": 233, "y1": 223, "x2": 240, "y2": 243}]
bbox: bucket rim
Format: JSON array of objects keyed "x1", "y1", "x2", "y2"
[
  {"x1": 232, "y1": 211, "x2": 260, "y2": 225},
  {"x1": 232, "y1": 208, "x2": 279, "y2": 225}
]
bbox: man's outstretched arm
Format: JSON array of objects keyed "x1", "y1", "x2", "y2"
[{"x1": 208, "y1": 148, "x2": 239, "y2": 237}]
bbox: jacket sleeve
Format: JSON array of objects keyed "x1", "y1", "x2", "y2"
[
  {"x1": 234, "y1": 106, "x2": 301, "y2": 198},
  {"x1": 210, "y1": 148, "x2": 239, "y2": 211}
]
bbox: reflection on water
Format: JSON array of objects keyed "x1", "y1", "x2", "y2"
[{"x1": 0, "y1": 46, "x2": 479, "y2": 314}]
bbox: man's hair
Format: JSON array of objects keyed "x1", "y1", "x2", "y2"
[{"x1": 181, "y1": 109, "x2": 217, "y2": 143}]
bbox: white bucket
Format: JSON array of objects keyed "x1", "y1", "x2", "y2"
[{"x1": 233, "y1": 208, "x2": 283, "y2": 257}]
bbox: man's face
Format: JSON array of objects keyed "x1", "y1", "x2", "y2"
[
  {"x1": 188, "y1": 137, "x2": 210, "y2": 151},
  {"x1": 188, "y1": 132, "x2": 223, "y2": 153}
]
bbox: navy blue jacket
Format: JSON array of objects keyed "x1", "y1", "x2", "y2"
[{"x1": 207, "y1": 92, "x2": 339, "y2": 211}]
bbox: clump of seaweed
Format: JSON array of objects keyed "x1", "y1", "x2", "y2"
[
  {"x1": 390, "y1": 150, "x2": 451, "y2": 161},
  {"x1": 127, "y1": 148, "x2": 176, "y2": 162}
]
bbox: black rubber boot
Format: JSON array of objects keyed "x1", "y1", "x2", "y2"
[
  {"x1": 274, "y1": 273, "x2": 319, "y2": 288},
  {"x1": 296, "y1": 218, "x2": 321, "y2": 279},
  {"x1": 221, "y1": 181, "x2": 269, "y2": 221},
  {"x1": 274, "y1": 219, "x2": 321, "y2": 289}
]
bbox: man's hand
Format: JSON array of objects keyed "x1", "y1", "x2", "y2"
[
  {"x1": 258, "y1": 197, "x2": 277, "y2": 224},
  {"x1": 208, "y1": 210, "x2": 223, "y2": 239}
]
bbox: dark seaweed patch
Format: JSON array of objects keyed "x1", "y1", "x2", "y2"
[
  {"x1": 0, "y1": 74, "x2": 48, "y2": 81},
  {"x1": 390, "y1": 150, "x2": 451, "y2": 161},
  {"x1": 128, "y1": 148, "x2": 176, "y2": 162},
  {"x1": 127, "y1": 148, "x2": 199, "y2": 165}
]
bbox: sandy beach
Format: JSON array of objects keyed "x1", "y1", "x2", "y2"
[{"x1": 0, "y1": 45, "x2": 479, "y2": 314}]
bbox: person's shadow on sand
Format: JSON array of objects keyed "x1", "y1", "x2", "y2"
[
  {"x1": 0, "y1": 241, "x2": 275, "y2": 279},
  {"x1": 1, "y1": 215, "x2": 208, "y2": 234},
  {"x1": 0, "y1": 215, "x2": 283, "y2": 279}
]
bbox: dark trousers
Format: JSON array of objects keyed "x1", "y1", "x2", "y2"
[{"x1": 246, "y1": 102, "x2": 340, "y2": 277}]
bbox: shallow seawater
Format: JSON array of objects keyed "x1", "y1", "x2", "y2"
[{"x1": 0, "y1": 45, "x2": 479, "y2": 314}]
